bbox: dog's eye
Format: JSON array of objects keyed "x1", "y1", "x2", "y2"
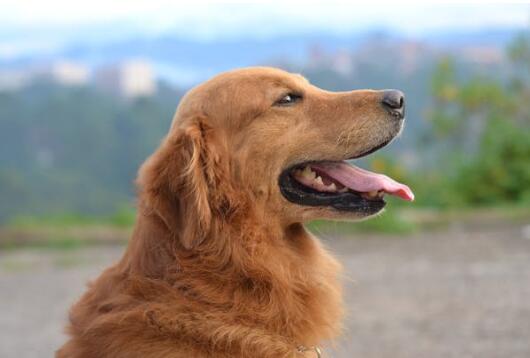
[{"x1": 274, "y1": 93, "x2": 302, "y2": 106}]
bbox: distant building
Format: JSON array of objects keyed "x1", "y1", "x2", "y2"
[
  {"x1": 306, "y1": 45, "x2": 355, "y2": 76},
  {"x1": 331, "y1": 50, "x2": 354, "y2": 76},
  {"x1": 49, "y1": 61, "x2": 89, "y2": 86},
  {"x1": 0, "y1": 60, "x2": 89, "y2": 91},
  {"x1": 397, "y1": 41, "x2": 427, "y2": 75},
  {"x1": 461, "y1": 46, "x2": 504, "y2": 65},
  {"x1": 94, "y1": 60, "x2": 157, "y2": 99}
]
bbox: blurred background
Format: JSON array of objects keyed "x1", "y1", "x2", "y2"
[{"x1": 1, "y1": 1, "x2": 529, "y2": 357}]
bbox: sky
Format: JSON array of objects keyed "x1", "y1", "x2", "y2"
[{"x1": 0, "y1": 1, "x2": 529, "y2": 58}]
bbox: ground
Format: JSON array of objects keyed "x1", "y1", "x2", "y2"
[{"x1": 1, "y1": 224, "x2": 530, "y2": 358}]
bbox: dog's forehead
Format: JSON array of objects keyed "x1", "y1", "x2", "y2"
[
  {"x1": 210, "y1": 67, "x2": 309, "y2": 90},
  {"x1": 174, "y1": 67, "x2": 311, "y2": 125}
]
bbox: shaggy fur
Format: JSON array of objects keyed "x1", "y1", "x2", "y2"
[{"x1": 57, "y1": 67, "x2": 401, "y2": 357}]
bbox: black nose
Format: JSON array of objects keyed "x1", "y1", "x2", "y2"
[{"x1": 381, "y1": 90, "x2": 405, "y2": 119}]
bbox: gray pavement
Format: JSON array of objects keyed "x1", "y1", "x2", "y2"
[{"x1": 1, "y1": 226, "x2": 530, "y2": 358}]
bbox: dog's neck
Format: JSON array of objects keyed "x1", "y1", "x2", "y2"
[{"x1": 120, "y1": 208, "x2": 343, "y2": 354}]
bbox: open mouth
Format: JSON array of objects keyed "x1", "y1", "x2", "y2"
[{"x1": 279, "y1": 157, "x2": 414, "y2": 215}]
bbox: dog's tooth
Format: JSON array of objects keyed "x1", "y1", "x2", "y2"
[
  {"x1": 367, "y1": 190, "x2": 378, "y2": 199},
  {"x1": 338, "y1": 187, "x2": 348, "y2": 193},
  {"x1": 377, "y1": 190, "x2": 385, "y2": 198},
  {"x1": 302, "y1": 165, "x2": 315, "y2": 179},
  {"x1": 328, "y1": 183, "x2": 337, "y2": 192},
  {"x1": 315, "y1": 176, "x2": 324, "y2": 186}
]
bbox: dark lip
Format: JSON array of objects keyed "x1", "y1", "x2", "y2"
[{"x1": 279, "y1": 170, "x2": 386, "y2": 213}]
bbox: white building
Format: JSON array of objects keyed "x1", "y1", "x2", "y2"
[
  {"x1": 94, "y1": 60, "x2": 157, "y2": 99},
  {"x1": 49, "y1": 61, "x2": 89, "y2": 86},
  {"x1": 0, "y1": 60, "x2": 89, "y2": 91}
]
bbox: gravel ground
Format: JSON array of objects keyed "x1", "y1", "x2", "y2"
[{"x1": 1, "y1": 225, "x2": 530, "y2": 358}]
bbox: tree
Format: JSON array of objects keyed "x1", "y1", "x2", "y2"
[{"x1": 426, "y1": 34, "x2": 530, "y2": 206}]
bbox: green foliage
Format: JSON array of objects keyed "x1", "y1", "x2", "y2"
[
  {"x1": 9, "y1": 214, "x2": 102, "y2": 228},
  {"x1": 431, "y1": 57, "x2": 458, "y2": 102},
  {"x1": 8, "y1": 206, "x2": 136, "y2": 229},
  {"x1": 422, "y1": 32, "x2": 530, "y2": 207},
  {"x1": 455, "y1": 118, "x2": 530, "y2": 205},
  {"x1": 0, "y1": 83, "x2": 181, "y2": 222},
  {"x1": 107, "y1": 206, "x2": 137, "y2": 227},
  {"x1": 307, "y1": 208, "x2": 417, "y2": 236},
  {"x1": 508, "y1": 33, "x2": 530, "y2": 69}
]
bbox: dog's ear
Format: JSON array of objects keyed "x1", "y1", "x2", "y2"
[{"x1": 137, "y1": 117, "x2": 221, "y2": 250}]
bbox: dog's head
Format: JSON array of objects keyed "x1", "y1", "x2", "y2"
[{"x1": 139, "y1": 67, "x2": 413, "y2": 249}]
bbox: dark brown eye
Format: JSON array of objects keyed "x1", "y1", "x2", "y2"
[{"x1": 274, "y1": 93, "x2": 302, "y2": 106}]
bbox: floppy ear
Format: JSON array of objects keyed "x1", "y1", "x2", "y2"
[{"x1": 137, "y1": 117, "x2": 218, "y2": 250}]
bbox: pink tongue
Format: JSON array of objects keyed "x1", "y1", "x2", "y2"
[{"x1": 311, "y1": 162, "x2": 415, "y2": 201}]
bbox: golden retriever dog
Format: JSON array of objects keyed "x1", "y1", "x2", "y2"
[{"x1": 57, "y1": 67, "x2": 413, "y2": 358}]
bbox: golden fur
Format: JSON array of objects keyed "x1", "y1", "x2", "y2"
[{"x1": 57, "y1": 67, "x2": 402, "y2": 357}]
